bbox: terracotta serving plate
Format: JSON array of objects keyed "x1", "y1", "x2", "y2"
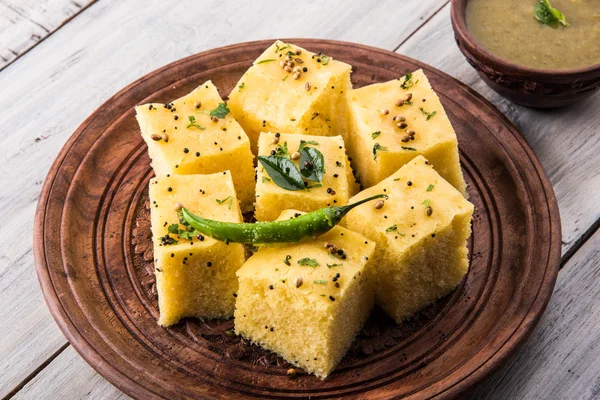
[{"x1": 34, "y1": 39, "x2": 561, "y2": 399}]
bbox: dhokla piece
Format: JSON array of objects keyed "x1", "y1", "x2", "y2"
[
  {"x1": 255, "y1": 132, "x2": 359, "y2": 221},
  {"x1": 343, "y1": 156, "x2": 474, "y2": 323},
  {"x1": 136, "y1": 80, "x2": 255, "y2": 212},
  {"x1": 347, "y1": 69, "x2": 468, "y2": 196},
  {"x1": 227, "y1": 40, "x2": 353, "y2": 153},
  {"x1": 149, "y1": 172, "x2": 246, "y2": 326},
  {"x1": 234, "y1": 210, "x2": 376, "y2": 379}
]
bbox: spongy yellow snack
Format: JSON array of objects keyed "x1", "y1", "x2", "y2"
[
  {"x1": 149, "y1": 172, "x2": 246, "y2": 326},
  {"x1": 255, "y1": 132, "x2": 358, "y2": 221},
  {"x1": 227, "y1": 40, "x2": 352, "y2": 153},
  {"x1": 347, "y1": 69, "x2": 467, "y2": 196},
  {"x1": 136, "y1": 81, "x2": 255, "y2": 211},
  {"x1": 344, "y1": 156, "x2": 473, "y2": 323},
  {"x1": 234, "y1": 210, "x2": 375, "y2": 378}
]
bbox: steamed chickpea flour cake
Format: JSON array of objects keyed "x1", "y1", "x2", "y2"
[{"x1": 135, "y1": 40, "x2": 474, "y2": 379}]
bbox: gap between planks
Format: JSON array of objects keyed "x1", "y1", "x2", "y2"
[
  {"x1": 393, "y1": 0, "x2": 450, "y2": 53},
  {"x1": 2, "y1": 342, "x2": 70, "y2": 400},
  {"x1": 0, "y1": 0, "x2": 98, "y2": 73}
]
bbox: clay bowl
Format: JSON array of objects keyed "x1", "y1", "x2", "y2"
[{"x1": 451, "y1": 0, "x2": 600, "y2": 108}]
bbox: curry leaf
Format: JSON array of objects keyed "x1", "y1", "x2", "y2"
[
  {"x1": 299, "y1": 147, "x2": 325, "y2": 182},
  {"x1": 258, "y1": 155, "x2": 306, "y2": 191}
]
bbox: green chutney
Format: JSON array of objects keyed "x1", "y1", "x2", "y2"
[{"x1": 466, "y1": 0, "x2": 600, "y2": 70}]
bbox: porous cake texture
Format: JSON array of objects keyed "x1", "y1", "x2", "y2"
[
  {"x1": 149, "y1": 172, "x2": 246, "y2": 326},
  {"x1": 235, "y1": 210, "x2": 376, "y2": 378},
  {"x1": 347, "y1": 69, "x2": 467, "y2": 196},
  {"x1": 344, "y1": 156, "x2": 473, "y2": 323},
  {"x1": 228, "y1": 40, "x2": 353, "y2": 153},
  {"x1": 136, "y1": 80, "x2": 255, "y2": 211}
]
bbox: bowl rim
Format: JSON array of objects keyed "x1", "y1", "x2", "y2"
[{"x1": 450, "y1": 0, "x2": 600, "y2": 79}]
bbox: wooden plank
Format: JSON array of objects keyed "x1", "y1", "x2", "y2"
[
  {"x1": 467, "y1": 229, "x2": 600, "y2": 399},
  {"x1": 12, "y1": 345, "x2": 131, "y2": 400},
  {"x1": 0, "y1": 0, "x2": 96, "y2": 71},
  {"x1": 397, "y1": 3, "x2": 600, "y2": 257},
  {"x1": 0, "y1": 0, "x2": 446, "y2": 397}
]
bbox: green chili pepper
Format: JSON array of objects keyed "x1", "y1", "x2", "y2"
[{"x1": 181, "y1": 194, "x2": 387, "y2": 244}]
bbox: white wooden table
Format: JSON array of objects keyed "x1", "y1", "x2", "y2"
[{"x1": 1, "y1": 1, "x2": 599, "y2": 398}]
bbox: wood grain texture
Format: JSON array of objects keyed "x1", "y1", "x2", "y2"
[
  {"x1": 33, "y1": 39, "x2": 560, "y2": 399},
  {"x1": 397, "y1": 3, "x2": 600, "y2": 257},
  {"x1": 0, "y1": 0, "x2": 95, "y2": 70},
  {"x1": 467, "y1": 230, "x2": 600, "y2": 400},
  {"x1": 0, "y1": 1, "x2": 446, "y2": 396},
  {"x1": 12, "y1": 345, "x2": 131, "y2": 400}
]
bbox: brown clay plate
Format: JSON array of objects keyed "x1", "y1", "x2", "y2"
[{"x1": 33, "y1": 39, "x2": 561, "y2": 399}]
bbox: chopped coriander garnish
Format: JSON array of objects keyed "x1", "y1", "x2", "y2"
[
  {"x1": 262, "y1": 176, "x2": 272, "y2": 184},
  {"x1": 257, "y1": 59, "x2": 277, "y2": 64},
  {"x1": 208, "y1": 103, "x2": 230, "y2": 119},
  {"x1": 298, "y1": 258, "x2": 320, "y2": 267},
  {"x1": 401, "y1": 146, "x2": 417, "y2": 151},
  {"x1": 216, "y1": 196, "x2": 233, "y2": 209},
  {"x1": 275, "y1": 141, "x2": 289, "y2": 156},
  {"x1": 320, "y1": 54, "x2": 330, "y2": 65},
  {"x1": 327, "y1": 263, "x2": 343, "y2": 268},
  {"x1": 400, "y1": 73, "x2": 415, "y2": 90},
  {"x1": 535, "y1": 0, "x2": 569, "y2": 26},
  {"x1": 371, "y1": 131, "x2": 381, "y2": 139},
  {"x1": 385, "y1": 225, "x2": 398, "y2": 233},
  {"x1": 422, "y1": 199, "x2": 431, "y2": 207},
  {"x1": 373, "y1": 143, "x2": 388, "y2": 159},
  {"x1": 394, "y1": 178, "x2": 401, "y2": 181},
  {"x1": 284, "y1": 255, "x2": 292, "y2": 266},
  {"x1": 313, "y1": 280, "x2": 327, "y2": 285},
  {"x1": 275, "y1": 43, "x2": 290, "y2": 53},
  {"x1": 238, "y1": 82, "x2": 245, "y2": 91},
  {"x1": 186, "y1": 115, "x2": 205, "y2": 130},
  {"x1": 298, "y1": 140, "x2": 319, "y2": 152},
  {"x1": 426, "y1": 184, "x2": 435, "y2": 192},
  {"x1": 419, "y1": 107, "x2": 437, "y2": 121},
  {"x1": 282, "y1": 75, "x2": 288, "y2": 81},
  {"x1": 162, "y1": 211, "x2": 204, "y2": 244}
]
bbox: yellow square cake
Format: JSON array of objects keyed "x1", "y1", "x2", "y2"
[
  {"x1": 255, "y1": 132, "x2": 358, "y2": 221},
  {"x1": 227, "y1": 40, "x2": 352, "y2": 153},
  {"x1": 343, "y1": 156, "x2": 474, "y2": 323},
  {"x1": 136, "y1": 80, "x2": 255, "y2": 212},
  {"x1": 347, "y1": 69, "x2": 467, "y2": 196},
  {"x1": 149, "y1": 172, "x2": 246, "y2": 326},
  {"x1": 234, "y1": 210, "x2": 376, "y2": 378}
]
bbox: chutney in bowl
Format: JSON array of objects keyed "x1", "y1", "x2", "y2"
[{"x1": 451, "y1": 0, "x2": 600, "y2": 108}]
